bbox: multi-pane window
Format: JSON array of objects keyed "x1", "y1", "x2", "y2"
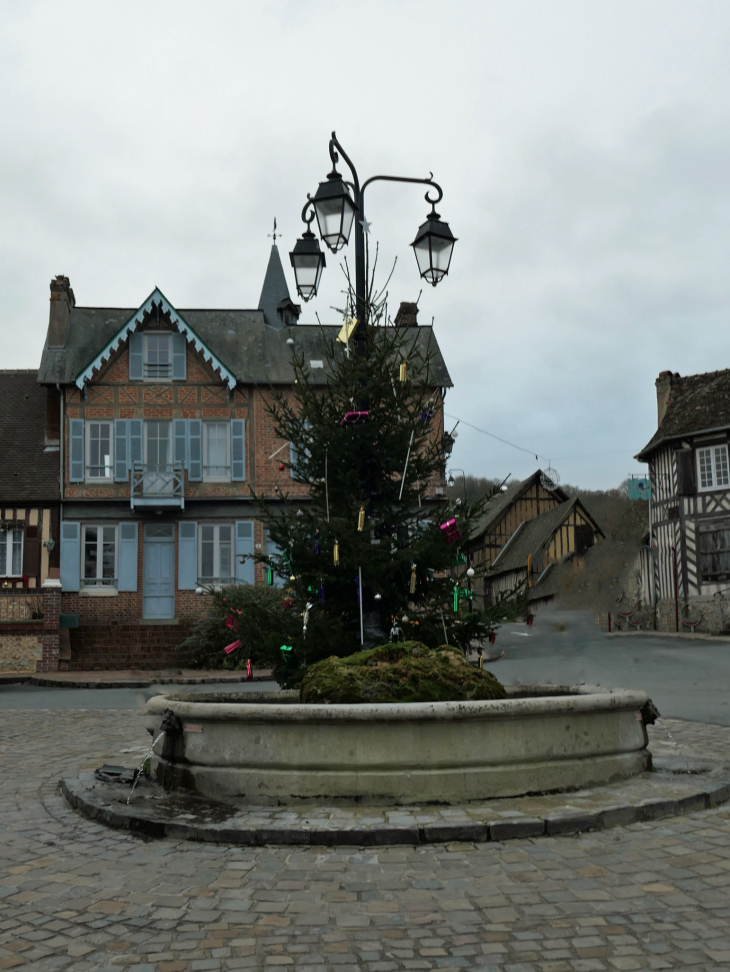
[
  {"x1": 82, "y1": 526, "x2": 117, "y2": 586},
  {"x1": 204, "y1": 422, "x2": 230, "y2": 480},
  {"x1": 199, "y1": 524, "x2": 233, "y2": 582},
  {"x1": 86, "y1": 421, "x2": 113, "y2": 479},
  {"x1": 145, "y1": 333, "x2": 172, "y2": 380},
  {"x1": 0, "y1": 528, "x2": 23, "y2": 577},
  {"x1": 697, "y1": 445, "x2": 730, "y2": 491},
  {"x1": 145, "y1": 421, "x2": 171, "y2": 470}
]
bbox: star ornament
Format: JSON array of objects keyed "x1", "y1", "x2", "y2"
[{"x1": 360, "y1": 217, "x2": 372, "y2": 234}]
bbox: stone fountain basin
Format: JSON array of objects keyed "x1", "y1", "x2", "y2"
[{"x1": 144, "y1": 685, "x2": 652, "y2": 805}]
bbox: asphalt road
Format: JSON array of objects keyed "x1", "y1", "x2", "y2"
[
  {"x1": 1, "y1": 610, "x2": 728, "y2": 723},
  {"x1": 490, "y1": 609, "x2": 730, "y2": 725}
]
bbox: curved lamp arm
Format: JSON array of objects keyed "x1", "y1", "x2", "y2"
[{"x1": 361, "y1": 172, "x2": 444, "y2": 212}]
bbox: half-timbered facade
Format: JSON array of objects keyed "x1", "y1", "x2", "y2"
[
  {"x1": 636, "y1": 368, "x2": 730, "y2": 632},
  {"x1": 486, "y1": 497, "x2": 604, "y2": 608},
  {"x1": 36, "y1": 255, "x2": 452, "y2": 668},
  {"x1": 465, "y1": 470, "x2": 571, "y2": 607}
]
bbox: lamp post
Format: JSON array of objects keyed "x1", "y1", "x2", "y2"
[{"x1": 290, "y1": 132, "x2": 456, "y2": 356}]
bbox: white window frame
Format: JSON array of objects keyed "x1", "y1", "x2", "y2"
[
  {"x1": 203, "y1": 422, "x2": 231, "y2": 482},
  {"x1": 81, "y1": 524, "x2": 118, "y2": 588},
  {"x1": 0, "y1": 527, "x2": 24, "y2": 577},
  {"x1": 144, "y1": 332, "x2": 172, "y2": 381},
  {"x1": 85, "y1": 420, "x2": 114, "y2": 481},
  {"x1": 697, "y1": 444, "x2": 730, "y2": 492},
  {"x1": 198, "y1": 523, "x2": 234, "y2": 584}
]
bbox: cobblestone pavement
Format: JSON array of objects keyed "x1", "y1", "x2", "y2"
[{"x1": 2, "y1": 710, "x2": 730, "y2": 971}]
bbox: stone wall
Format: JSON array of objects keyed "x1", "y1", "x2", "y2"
[{"x1": 0, "y1": 631, "x2": 43, "y2": 672}]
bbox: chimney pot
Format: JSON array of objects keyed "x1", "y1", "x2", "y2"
[{"x1": 394, "y1": 302, "x2": 419, "y2": 327}]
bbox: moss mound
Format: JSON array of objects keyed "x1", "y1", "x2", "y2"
[{"x1": 299, "y1": 641, "x2": 506, "y2": 704}]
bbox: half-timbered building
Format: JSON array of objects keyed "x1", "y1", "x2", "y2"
[
  {"x1": 36, "y1": 254, "x2": 452, "y2": 668},
  {"x1": 486, "y1": 496, "x2": 604, "y2": 608},
  {"x1": 636, "y1": 368, "x2": 730, "y2": 632}
]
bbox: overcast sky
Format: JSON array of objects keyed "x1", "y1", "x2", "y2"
[{"x1": 2, "y1": 1, "x2": 730, "y2": 489}]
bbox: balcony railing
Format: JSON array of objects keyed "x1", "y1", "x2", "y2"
[
  {"x1": 130, "y1": 462, "x2": 185, "y2": 509},
  {"x1": 0, "y1": 589, "x2": 44, "y2": 622}
]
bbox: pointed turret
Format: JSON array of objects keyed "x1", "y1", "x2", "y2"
[{"x1": 258, "y1": 245, "x2": 301, "y2": 328}]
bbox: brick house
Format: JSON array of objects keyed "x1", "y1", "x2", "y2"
[
  {"x1": 636, "y1": 368, "x2": 730, "y2": 632},
  {"x1": 0, "y1": 370, "x2": 62, "y2": 672},
  {"x1": 36, "y1": 251, "x2": 451, "y2": 668}
]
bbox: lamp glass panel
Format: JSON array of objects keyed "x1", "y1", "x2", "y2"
[{"x1": 293, "y1": 253, "x2": 323, "y2": 299}]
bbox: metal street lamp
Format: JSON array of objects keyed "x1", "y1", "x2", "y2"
[{"x1": 290, "y1": 132, "x2": 456, "y2": 355}]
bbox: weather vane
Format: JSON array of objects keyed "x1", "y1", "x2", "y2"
[{"x1": 268, "y1": 218, "x2": 280, "y2": 244}]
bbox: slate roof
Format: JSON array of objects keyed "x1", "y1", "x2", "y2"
[
  {"x1": 636, "y1": 368, "x2": 730, "y2": 460},
  {"x1": 489, "y1": 497, "x2": 603, "y2": 576},
  {"x1": 470, "y1": 470, "x2": 569, "y2": 541},
  {"x1": 0, "y1": 370, "x2": 59, "y2": 504},
  {"x1": 38, "y1": 308, "x2": 452, "y2": 388}
]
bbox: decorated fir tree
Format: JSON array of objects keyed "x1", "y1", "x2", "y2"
[{"x1": 251, "y1": 274, "x2": 522, "y2": 678}]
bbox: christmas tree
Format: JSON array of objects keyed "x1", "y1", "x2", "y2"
[{"x1": 251, "y1": 267, "x2": 523, "y2": 678}]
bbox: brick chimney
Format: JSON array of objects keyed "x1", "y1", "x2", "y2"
[
  {"x1": 47, "y1": 276, "x2": 75, "y2": 348},
  {"x1": 394, "y1": 302, "x2": 419, "y2": 327},
  {"x1": 655, "y1": 370, "x2": 679, "y2": 426}
]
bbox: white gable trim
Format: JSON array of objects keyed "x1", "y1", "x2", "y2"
[{"x1": 75, "y1": 288, "x2": 237, "y2": 390}]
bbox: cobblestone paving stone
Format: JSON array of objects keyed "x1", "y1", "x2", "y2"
[{"x1": 2, "y1": 709, "x2": 730, "y2": 971}]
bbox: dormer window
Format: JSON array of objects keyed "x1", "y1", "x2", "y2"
[
  {"x1": 697, "y1": 445, "x2": 730, "y2": 491},
  {"x1": 128, "y1": 331, "x2": 187, "y2": 381},
  {"x1": 145, "y1": 333, "x2": 172, "y2": 379}
]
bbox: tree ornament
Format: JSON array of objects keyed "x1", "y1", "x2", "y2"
[
  {"x1": 246, "y1": 658, "x2": 253, "y2": 680},
  {"x1": 374, "y1": 592, "x2": 382, "y2": 601},
  {"x1": 333, "y1": 539, "x2": 339, "y2": 566},
  {"x1": 409, "y1": 563, "x2": 417, "y2": 595},
  {"x1": 267, "y1": 561, "x2": 274, "y2": 586},
  {"x1": 319, "y1": 581, "x2": 326, "y2": 606},
  {"x1": 296, "y1": 509, "x2": 303, "y2": 517},
  {"x1": 340, "y1": 410, "x2": 369, "y2": 426},
  {"x1": 278, "y1": 463, "x2": 285, "y2": 471},
  {"x1": 314, "y1": 528, "x2": 320, "y2": 554},
  {"x1": 466, "y1": 566, "x2": 475, "y2": 578},
  {"x1": 389, "y1": 620, "x2": 403, "y2": 643},
  {"x1": 440, "y1": 518, "x2": 461, "y2": 543},
  {"x1": 399, "y1": 360, "x2": 407, "y2": 382},
  {"x1": 357, "y1": 505, "x2": 365, "y2": 531},
  {"x1": 420, "y1": 405, "x2": 435, "y2": 424},
  {"x1": 225, "y1": 614, "x2": 235, "y2": 629},
  {"x1": 302, "y1": 601, "x2": 313, "y2": 639},
  {"x1": 453, "y1": 584, "x2": 460, "y2": 613},
  {"x1": 289, "y1": 574, "x2": 296, "y2": 582},
  {"x1": 224, "y1": 639, "x2": 241, "y2": 655}
]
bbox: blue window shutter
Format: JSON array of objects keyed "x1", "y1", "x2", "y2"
[
  {"x1": 118, "y1": 522, "x2": 138, "y2": 591},
  {"x1": 174, "y1": 419, "x2": 187, "y2": 468},
  {"x1": 235, "y1": 520, "x2": 255, "y2": 585},
  {"x1": 231, "y1": 419, "x2": 245, "y2": 481},
  {"x1": 69, "y1": 419, "x2": 84, "y2": 482},
  {"x1": 172, "y1": 332, "x2": 186, "y2": 380},
  {"x1": 129, "y1": 333, "x2": 143, "y2": 380},
  {"x1": 114, "y1": 420, "x2": 128, "y2": 481},
  {"x1": 129, "y1": 419, "x2": 143, "y2": 464},
  {"x1": 60, "y1": 522, "x2": 80, "y2": 592},
  {"x1": 188, "y1": 420, "x2": 202, "y2": 481},
  {"x1": 178, "y1": 522, "x2": 197, "y2": 589}
]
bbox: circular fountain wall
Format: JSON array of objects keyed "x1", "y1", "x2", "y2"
[{"x1": 145, "y1": 685, "x2": 652, "y2": 805}]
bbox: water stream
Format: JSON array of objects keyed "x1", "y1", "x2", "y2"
[{"x1": 126, "y1": 730, "x2": 165, "y2": 804}]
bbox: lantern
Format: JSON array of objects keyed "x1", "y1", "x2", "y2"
[
  {"x1": 411, "y1": 208, "x2": 456, "y2": 286},
  {"x1": 311, "y1": 170, "x2": 358, "y2": 253},
  {"x1": 289, "y1": 230, "x2": 326, "y2": 301}
]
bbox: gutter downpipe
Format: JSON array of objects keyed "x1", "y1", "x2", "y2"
[{"x1": 672, "y1": 545, "x2": 679, "y2": 633}]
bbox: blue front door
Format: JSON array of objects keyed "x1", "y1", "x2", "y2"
[{"x1": 143, "y1": 524, "x2": 175, "y2": 619}]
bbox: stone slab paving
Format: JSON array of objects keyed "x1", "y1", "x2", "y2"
[{"x1": 2, "y1": 710, "x2": 730, "y2": 971}]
